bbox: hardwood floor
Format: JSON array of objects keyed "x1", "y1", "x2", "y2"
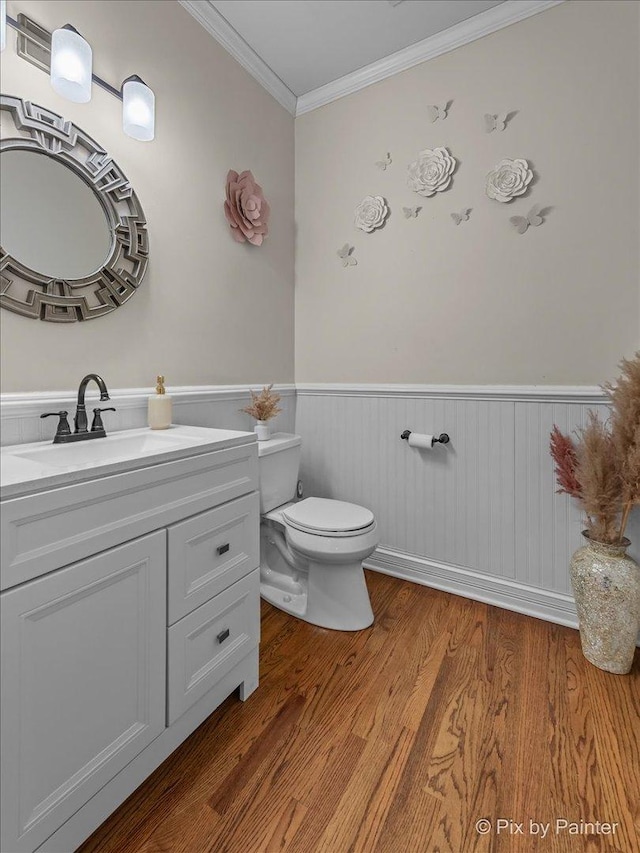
[{"x1": 80, "y1": 572, "x2": 640, "y2": 853}]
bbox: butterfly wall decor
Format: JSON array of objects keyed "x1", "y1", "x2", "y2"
[
  {"x1": 403, "y1": 206, "x2": 421, "y2": 219},
  {"x1": 427, "y1": 102, "x2": 450, "y2": 123},
  {"x1": 451, "y1": 209, "x2": 471, "y2": 225},
  {"x1": 337, "y1": 244, "x2": 357, "y2": 266},
  {"x1": 484, "y1": 112, "x2": 510, "y2": 133},
  {"x1": 375, "y1": 152, "x2": 392, "y2": 170},
  {"x1": 510, "y1": 205, "x2": 545, "y2": 234}
]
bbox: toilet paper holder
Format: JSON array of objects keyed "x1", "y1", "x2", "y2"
[{"x1": 400, "y1": 430, "x2": 450, "y2": 446}]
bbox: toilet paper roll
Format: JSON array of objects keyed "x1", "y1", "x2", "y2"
[{"x1": 407, "y1": 433, "x2": 434, "y2": 449}]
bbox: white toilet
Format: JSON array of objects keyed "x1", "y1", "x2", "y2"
[{"x1": 258, "y1": 433, "x2": 378, "y2": 630}]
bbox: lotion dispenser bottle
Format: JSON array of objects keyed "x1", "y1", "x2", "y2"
[{"x1": 148, "y1": 375, "x2": 172, "y2": 429}]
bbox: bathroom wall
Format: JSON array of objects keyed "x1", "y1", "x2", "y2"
[
  {"x1": 294, "y1": 0, "x2": 640, "y2": 625},
  {"x1": 295, "y1": 0, "x2": 639, "y2": 386},
  {"x1": 0, "y1": 0, "x2": 295, "y2": 393}
]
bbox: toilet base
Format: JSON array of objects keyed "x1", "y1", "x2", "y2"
[{"x1": 260, "y1": 560, "x2": 374, "y2": 632}]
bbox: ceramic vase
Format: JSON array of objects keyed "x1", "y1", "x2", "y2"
[
  {"x1": 570, "y1": 533, "x2": 640, "y2": 674},
  {"x1": 254, "y1": 420, "x2": 271, "y2": 441}
]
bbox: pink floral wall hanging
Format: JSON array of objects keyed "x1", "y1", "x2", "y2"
[{"x1": 224, "y1": 170, "x2": 270, "y2": 246}]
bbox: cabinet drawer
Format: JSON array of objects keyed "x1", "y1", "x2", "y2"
[
  {"x1": 167, "y1": 570, "x2": 260, "y2": 724},
  {"x1": 168, "y1": 492, "x2": 259, "y2": 624}
]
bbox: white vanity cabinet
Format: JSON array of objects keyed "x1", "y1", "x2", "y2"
[{"x1": 0, "y1": 433, "x2": 260, "y2": 853}]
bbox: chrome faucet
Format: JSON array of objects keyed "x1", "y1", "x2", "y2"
[{"x1": 41, "y1": 374, "x2": 116, "y2": 444}]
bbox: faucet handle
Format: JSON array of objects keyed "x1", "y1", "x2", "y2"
[
  {"x1": 91, "y1": 407, "x2": 116, "y2": 432},
  {"x1": 41, "y1": 411, "x2": 72, "y2": 438}
]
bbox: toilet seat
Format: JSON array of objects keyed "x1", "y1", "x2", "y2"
[{"x1": 282, "y1": 497, "x2": 375, "y2": 538}]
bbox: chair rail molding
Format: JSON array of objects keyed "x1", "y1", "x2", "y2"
[
  {"x1": 0, "y1": 384, "x2": 296, "y2": 447},
  {"x1": 295, "y1": 383, "x2": 606, "y2": 404}
]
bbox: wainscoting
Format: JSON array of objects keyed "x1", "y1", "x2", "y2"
[
  {"x1": 295, "y1": 385, "x2": 640, "y2": 631},
  {"x1": 3, "y1": 381, "x2": 637, "y2": 635},
  {"x1": 0, "y1": 385, "x2": 297, "y2": 447}
]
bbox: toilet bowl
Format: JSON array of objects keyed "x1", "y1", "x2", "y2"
[{"x1": 257, "y1": 434, "x2": 378, "y2": 631}]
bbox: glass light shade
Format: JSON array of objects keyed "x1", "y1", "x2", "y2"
[
  {"x1": 50, "y1": 27, "x2": 92, "y2": 103},
  {"x1": 0, "y1": 0, "x2": 6, "y2": 53},
  {"x1": 122, "y1": 78, "x2": 155, "y2": 142}
]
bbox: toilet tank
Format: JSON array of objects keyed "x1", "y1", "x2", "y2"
[{"x1": 257, "y1": 432, "x2": 302, "y2": 513}]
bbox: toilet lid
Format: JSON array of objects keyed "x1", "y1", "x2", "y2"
[{"x1": 282, "y1": 498, "x2": 375, "y2": 535}]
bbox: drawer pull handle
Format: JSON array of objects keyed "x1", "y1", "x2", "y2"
[
  {"x1": 217, "y1": 543, "x2": 230, "y2": 556},
  {"x1": 217, "y1": 628, "x2": 230, "y2": 644}
]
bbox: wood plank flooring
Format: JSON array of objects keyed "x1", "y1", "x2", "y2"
[{"x1": 80, "y1": 572, "x2": 640, "y2": 853}]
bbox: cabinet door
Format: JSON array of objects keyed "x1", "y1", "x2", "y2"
[{"x1": 0, "y1": 531, "x2": 167, "y2": 853}]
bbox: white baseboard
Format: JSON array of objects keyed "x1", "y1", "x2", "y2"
[
  {"x1": 364, "y1": 545, "x2": 578, "y2": 628},
  {"x1": 364, "y1": 546, "x2": 640, "y2": 646}
]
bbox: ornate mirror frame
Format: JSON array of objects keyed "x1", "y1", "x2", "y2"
[{"x1": 0, "y1": 94, "x2": 149, "y2": 322}]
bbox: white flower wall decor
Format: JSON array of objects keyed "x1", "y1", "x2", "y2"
[
  {"x1": 407, "y1": 147, "x2": 457, "y2": 197},
  {"x1": 354, "y1": 195, "x2": 389, "y2": 232},
  {"x1": 486, "y1": 158, "x2": 533, "y2": 203}
]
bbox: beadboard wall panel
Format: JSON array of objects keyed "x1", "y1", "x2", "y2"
[
  {"x1": 0, "y1": 386, "x2": 296, "y2": 448},
  {"x1": 295, "y1": 387, "x2": 638, "y2": 614}
]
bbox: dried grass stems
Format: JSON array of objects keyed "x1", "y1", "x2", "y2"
[
  {"x1": 550, "y1": 352, "x2": 640, "y2": 544},
  {"x1": 241, "y1": 384, "x2": 282, "y2": 422}
]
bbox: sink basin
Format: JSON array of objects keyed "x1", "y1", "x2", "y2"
[
  {"x1": 1, "y1": 425, "x2": 257, "y2": 499},
  {"x1": 14, "y1": 430, "x2": 204, "y2": 469}
]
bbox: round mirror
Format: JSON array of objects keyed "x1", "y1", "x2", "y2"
[
  {"x1": 1, "y1": 95, "x2": 148, "y2": 322},
  {"x1": 0, "y1": 149, "x2": 113, "y2": 280}
]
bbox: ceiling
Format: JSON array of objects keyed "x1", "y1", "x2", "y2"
[{"x1": 209, "y1": 1, "x2": 506, "y2": 96}]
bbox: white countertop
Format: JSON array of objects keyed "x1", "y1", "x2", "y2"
[{"x1": 0, "y1": 425, "x2": 257, "y2": 500}]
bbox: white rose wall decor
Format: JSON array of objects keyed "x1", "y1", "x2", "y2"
[
  {"x1": 334, "y1": 105, "x2": 551, "y2": 265},
  {"x1": 407, "y1": 147, "x2": 457, "y2": 197},
  {"x1": 485, "y1": 158, "x2": 534, "y2": 202},
  {"x1": 354, "y1": 195, "x2": 389, "y2": 233}
]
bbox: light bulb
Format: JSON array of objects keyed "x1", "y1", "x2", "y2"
[
  {"x1": 122, "y1": 77, "x2": 155, "y2": 142},
  {"x1": 50, "y1": 26, "x2": 92, "y2": 103}
]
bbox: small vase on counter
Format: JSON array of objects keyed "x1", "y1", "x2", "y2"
[
  {"x1": 254, "y1": 420, "x2": 271, "y2": 441},
  {"x1": 570, "y1": 533, "x2": 640, "y2": 675},
  {"x1": 148, "y1": 375, "x2": 172, "y2": 430}
]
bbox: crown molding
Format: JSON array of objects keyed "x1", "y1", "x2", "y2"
[
  {"x1": 294, "y1": 383, "x2": 606, "y2": 404},
  {"x1": 178, "y1": 0, "x2": 297, "y2": 116},
  {"x1": 296, "y1": 0, "x2": 565, "y2": 116}
]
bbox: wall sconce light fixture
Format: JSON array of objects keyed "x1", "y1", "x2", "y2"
[
  {"x1": 4, "y1": 11, "x2": 155, "y2": 141},
  {"x1": 50, "y1": 24, "x2": 92, "y2": 103},
  {"x1": 122, "y1": 75, "x2": 155, "y2": 141},
  {"x1": 1, "y1": 1, "x2": 7, "y2": 53}
]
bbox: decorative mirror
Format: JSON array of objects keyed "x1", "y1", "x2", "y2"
[{"x1": 0, "y1": 95, "x2": 148, "y2": 322}]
